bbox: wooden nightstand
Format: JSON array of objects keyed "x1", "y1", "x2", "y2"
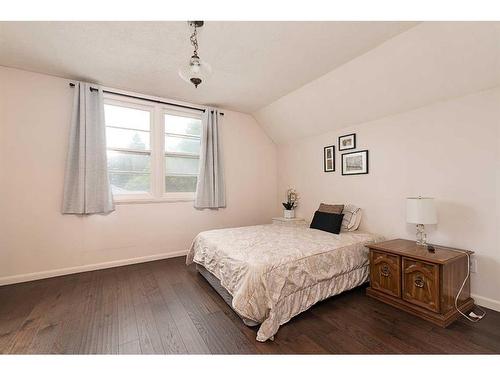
[
  {"x1": 272, "y1": 217, "x2": 306, "y2": 226},
  {"x1": 366, "y1": 239, "x2": 474, "y2": 327}
]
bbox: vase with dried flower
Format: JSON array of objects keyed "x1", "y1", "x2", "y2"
[{"x1": 282, "y1": 188, "x2": 299, "y2": 219}]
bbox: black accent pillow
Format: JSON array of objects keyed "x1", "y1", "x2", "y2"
[{"x1": 310, "y1": 211, "x2": 344, "y2": 234}]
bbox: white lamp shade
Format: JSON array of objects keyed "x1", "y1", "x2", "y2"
[{"x1": 406, "y1": 197, "x2": 437, "y2": 224}]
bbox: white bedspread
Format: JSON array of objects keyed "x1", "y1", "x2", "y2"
[{"x1": 186, "y1": 223, "x2": 384, "y2": 341}]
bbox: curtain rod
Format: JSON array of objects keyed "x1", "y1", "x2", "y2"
[{"x1": 68, "y1": 83, "x2": 224, "y2": 115}]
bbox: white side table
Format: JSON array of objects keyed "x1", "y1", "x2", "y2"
[{"x1": 272, "y1": 217, "x2": 306, "y2": 226}]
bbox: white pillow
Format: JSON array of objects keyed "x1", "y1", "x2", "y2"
[{"x1": 341, "y1": 204, "x2": 362, "y2": 231}]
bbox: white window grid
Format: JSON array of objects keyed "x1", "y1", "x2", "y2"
[{"x1": 104, "y1": 93, "x2": 203, "y2": 203}]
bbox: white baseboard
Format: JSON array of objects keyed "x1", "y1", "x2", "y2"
[
  {"x1": 472, "y1": 293, "x2": 500, "y2": 312},
  {"x1": 0, "y1": 250, "x2": 188, "y2": 286}
]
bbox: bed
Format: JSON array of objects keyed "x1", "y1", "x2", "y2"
[{"x1": 186, "y1": 222, "x2": 384, "y2": 342}]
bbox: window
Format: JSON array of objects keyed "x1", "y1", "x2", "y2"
[
  {"x1": 164, "y1": 114, "x2": 202, "y2": 192},
  {"x1": 104, "y1": 93, "x2": 202, "y2": 202},
  {"x1": 105, "y1": 103, "x2": 152, "y2": 195}
]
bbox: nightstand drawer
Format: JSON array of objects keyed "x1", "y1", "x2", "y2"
[
  {"x1": 370, "y1": 250, "x2": 401, "y2": 297},
  {"x1": 402, "y1": 258, "x2": 440, "y2": 313}
]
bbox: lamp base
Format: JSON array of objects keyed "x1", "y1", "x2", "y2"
[{"x1": 415, "y1": 224, "x2": 427, "y2": 246}]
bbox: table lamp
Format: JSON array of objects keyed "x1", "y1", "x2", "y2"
[{"x1": 406, "y1": 197, "x2": 437, "y2": 246}]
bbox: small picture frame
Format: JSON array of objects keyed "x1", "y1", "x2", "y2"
[
  {"x1": 341, "y1": 150, "x2": 369, "y2": 175},
  {"x1": 324, "y1": 145, "x2": 335, "y2": 172},
  {"x1": 338, "y1": 133, "x2": 356, "y2": 151}
]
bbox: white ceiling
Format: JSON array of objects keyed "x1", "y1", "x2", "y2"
[
  {"x1": 255, "y1": 22, "x2": 500, "y2": 144},
  {"x1": 0, "y1": 21, "x2": 417, "y2": 113}
]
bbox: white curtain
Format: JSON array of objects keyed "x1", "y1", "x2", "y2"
[
  {"x1": 62, "y1": 82, "x2": 114, "y2": 214},
  {"x1": 194, "y1": 108, "x2": 226, "y2": 209}
]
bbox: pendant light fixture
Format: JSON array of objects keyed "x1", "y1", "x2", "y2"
[{"x1": 178, "y1": 21, "x2": 212, "y2": 88}]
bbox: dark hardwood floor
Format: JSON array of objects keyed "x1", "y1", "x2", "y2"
[{"x1": 1, "y1": 256, "x2": 499, "y2": 354}]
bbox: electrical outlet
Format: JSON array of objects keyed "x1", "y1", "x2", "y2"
[{"x1": 470, "y1": 258, "x2": 478, "y2": 273}]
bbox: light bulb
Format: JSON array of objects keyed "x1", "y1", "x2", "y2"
[
  {"x1": 190, "y1": 63, "x2": 201, "y2": 74},
  {"x1": 190, "y1": 55, "x2": 201, "y2": 73}
]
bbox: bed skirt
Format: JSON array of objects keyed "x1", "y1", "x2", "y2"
[
  {"x1": 196, "y1": 264, "x2": 260, "y2": 326},
  {"x1": 196, "y1": 263, "x2": 369, "y2": 340}
]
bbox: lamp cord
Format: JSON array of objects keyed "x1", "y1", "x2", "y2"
[{"x1": 454, "y1": 251, "x2": 486, "y2": 322}]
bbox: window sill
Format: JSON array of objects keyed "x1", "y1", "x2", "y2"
[
  {"x1": 112, "y1": 188, "x2": 198, "y2": 204},
  {"x1": 115, "y1": 197, "x2": 195, "y2": 205}
]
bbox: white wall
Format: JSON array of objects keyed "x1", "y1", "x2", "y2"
[
  {"x1": 276, "y1": 88, "x2": 500, "y2": 310},
  {"x1": 0, "y1": 66, "x2": 278, "y2": 284}
]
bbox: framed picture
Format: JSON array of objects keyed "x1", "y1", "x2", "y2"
[
  {"x1": 323, "y1": 145, "x2": 335, "y2": 172},
  {"x1": 338, "y1": 133, "x2": 356, "y2": 151},
  {"x1": 341, "y1": 150, "x2": 369, "y2": 175}
]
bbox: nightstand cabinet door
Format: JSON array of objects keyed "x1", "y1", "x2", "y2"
[
  {"x1": 366, "y1": 239, "x2": 474, "y2": 327},
  {"x1": 370, "y1": 251, "x2": 401, "y2": 297},
  {"x1": 402, "y1": 258, "x2": 440, "y2": 313}
]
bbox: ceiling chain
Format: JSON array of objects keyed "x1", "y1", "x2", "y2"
[{"x1": 190, "y1": 26, "x2": 199, "y2": 57}]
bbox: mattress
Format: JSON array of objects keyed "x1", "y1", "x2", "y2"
[{"x1": 187, "y1": 223, "x2": 384, "y2": 341}]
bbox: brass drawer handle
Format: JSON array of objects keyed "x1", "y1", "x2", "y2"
[
  {"x1": 380, "y1": 264, "x2": 390, "y2": 277},
  {"x1": 414, "y1": 276, "x2": 425, "y2": 288}
]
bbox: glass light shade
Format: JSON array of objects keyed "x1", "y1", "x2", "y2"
[
  {"x1": 406, "y1": 197, "x2": 437, "y2": 224},
  {"x1": 178, "y1": 56, "x2": 212, "y2": 88}
]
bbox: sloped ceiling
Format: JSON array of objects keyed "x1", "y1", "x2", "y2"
[
  {"x1": 0, "y1": 21, "x2": 416, "y2": 113},
  {"x1": 254, "y1": 22, "x2": 500, "y2": 144}
]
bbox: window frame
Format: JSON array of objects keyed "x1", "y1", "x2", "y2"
[{"x1": 104, "y1": 92, "x2": 203, "y2": 204}]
